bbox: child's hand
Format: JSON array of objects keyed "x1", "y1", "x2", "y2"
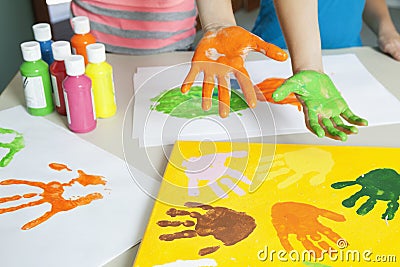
[
  {"x1": 272, "y1": 70, "x2": 368, "y2": 141},
  {"x1": 379, "y1": 31, "x2": 400, "y2": 60},
  {"x1": 181, "y1": 26, "x2": 288, "y2": 118}
]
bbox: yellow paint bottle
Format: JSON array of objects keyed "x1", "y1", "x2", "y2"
[{"x1": 85, "y1": 43, "x2": 117, "y2": 118}]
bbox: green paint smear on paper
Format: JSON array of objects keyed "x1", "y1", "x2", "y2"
[
  {"x1": 0, "y1": 128, "x2": 25, "y2": 167},
  {"x1": 150, "y1": 86, "x2": 249, "y2": 119},
  {"x1": 331, "y1": 168, "x2": 400, "y2": 220},
  {"x1": 303, "y1": 261, "x2": 332, "y2": 267}
]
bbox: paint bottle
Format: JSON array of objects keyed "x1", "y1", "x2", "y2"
[
  {"x1": 32, "y1": 23, "x2": 54, "y2": 65},
  {"x1": 63, "y1": 55, "x2": 97, "y2": 133},
  {"x1": 86, "y1": 43, "x2": 117, "y2": 118},
  {"x1": 70, "y1": 16, "x2": 96, "y2": 65},
  {"x1": 20, "y1": 41, "x2": 54, "y2": 116},
  {"x1": 50, "y1": 41, "x2": 71, "y2": 116}
]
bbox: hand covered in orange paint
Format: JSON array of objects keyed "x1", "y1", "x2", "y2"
[
  {"x1": 181, "y1": 26, "x2": 288, "y2": 118},
  {"x1": 271, "y1": 202, "x2": 346, "y2": 257}
]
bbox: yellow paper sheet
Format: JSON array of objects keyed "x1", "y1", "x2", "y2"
[{"x1": 134, "y1": 142, "x2": 400, "y2": 266}]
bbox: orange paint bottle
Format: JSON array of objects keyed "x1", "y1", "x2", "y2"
[{"x1": 70, "y1": 16, "x2": 96, "y2": 65}]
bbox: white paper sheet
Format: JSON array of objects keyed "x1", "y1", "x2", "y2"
[
  {"x1": 0, "y1": 106, "x2": 159, "y2": 267},
  {"x1": 132, "y1": 54, "x2": 400, "y2": 147}
]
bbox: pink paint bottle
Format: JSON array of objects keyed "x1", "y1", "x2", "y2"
[{"x1": 63, "y1": 55, "x2": 96, "y2": 133}]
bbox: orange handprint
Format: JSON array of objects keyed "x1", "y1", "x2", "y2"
[
  {"x1": 0, "y1": 163, "x2": 106, "y2": 230},
  {"x1": 271, "y1": 202, "x2": 346, "y2": 257}
]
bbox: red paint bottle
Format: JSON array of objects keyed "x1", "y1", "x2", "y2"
[{"x1": 50, "y1": 41, "x2": 71, "y2": 115}]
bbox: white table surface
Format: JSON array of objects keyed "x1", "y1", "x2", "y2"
[{"x1": 1, "y1": 47, "x2": 400, "y2": 266}]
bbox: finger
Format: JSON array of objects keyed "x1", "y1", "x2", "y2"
[
  {"x1": 310, "y1": 233, "x2": 322, "y2": 241},
  {"x1": 185, "y1": 202, "x2": 213, "y2": 210},
  {"x1": 381, "y1": 39, "x2": 400, "y2": 61},
  {"x1": 277, "y1": 233, "x2": 294, "y2": 252},
  {"x1": 255, "y1": 78, "x2": 286, "y2": 102},
  {"x1": 342, "y1": 191, "x2": 365, "y2": 208},
  {"x1": 317, "y1": 225, "x2": 343, "y2": 245},
  {"x1": 181, "y1": 66, "x2": 200, "y2": 94},
  {"x1": 321, "y1": 118, "x2": 348, "y2": 141},
  {"x1": 202, "y1": 73, "x2": 215, "y2": 111},
  {"x1": 217, "y1": 74, "x2": 231, "y2": 118},
  {"x1": 390, "y1": 47, "x2": 400, "y2": 61},
  {"x1": 234, "y1": 68, "x2": 257, "y2": 108},
  {"x1": 341, "y1": 108, "x2": 368, "y2": 126},
  {"x1": 297, "y1": 235, "x2": 322, "y2": 257},
  {"x1": 272, "y1": 80, "x2": 305, "y2": 102},
  {"x1": 332, "y1": 116, "x2": 358, "y2": 134},
  {"x1": 356, "y1": 197, "x2": 377, "y2": 216},
  {"x1": 159, "y1": 230, "x2": 198, "y2": 241},
  {"x1": 318, "y1": 241, "x2": 331, "y2": 252},
  {"x1": 252, "y1": 36, "x2": 288, "y2": 61},
  {"x1": 307, "y1": 110, "x2": 325, "y2": 138},
  {"x1": 220, "y1": 178, "x2": 245, "y2": 196},
  {"x1": 331, "y1": 180, "x2": 357, "y2": 189},
  {"x1": 157, "y1": 220, "x2": 195, "y2": 227},
  {"x1": 166, "y1": 208, "x2": 190, "y2": 217},
  {"x1": 0, "y1": 199, "x2": 44, "y2": 214},
  {"x1": 319, "y1": 208, "x2": 346, "y2": 222}
]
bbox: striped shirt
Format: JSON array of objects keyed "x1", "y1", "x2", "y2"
[{"x1": 71, "y1": 0, "x2": 197, "y2": 54}]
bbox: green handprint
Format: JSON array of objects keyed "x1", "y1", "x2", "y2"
[
  {"x1": 0, "y1": 127, "x2": 24, "y2": 167},
  {"x1": 272, "y1": 70, "x2": 368, "y2": 141},
  {"x1": 331, "y1": 168, "x2": 400, "y2": 220}
]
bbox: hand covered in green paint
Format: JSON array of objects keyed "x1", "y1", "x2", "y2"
[
  {"x1": 272, "y1": 70, "x2": 368, "y2": 141},
  {"x1": 182, "y1": 26, "x2": 288, "y2": 118}
]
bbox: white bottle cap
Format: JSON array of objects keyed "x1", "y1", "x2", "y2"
[
  {"x1": 20, "y1": 41, "x2": 41, "y2": 62},
  {"x1": 87, "y1": 43, "x2": 106, "y2": 63},
  {"x1": 52, "y1": 41, "x2": 72, "y2": 61},
  {"x1": 32, "y1": 23, "x2": 52, "y2": 42},
  {"x1": 71, "y1": 16, "x2": 91, "y2": 34},
  {"x1": 65, "y1": 55, "x2": 86, "y2": 76}
]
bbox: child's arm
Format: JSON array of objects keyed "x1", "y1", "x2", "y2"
[
  {"x1": 272, "y1": 0, "x2": 368, "y2": 140},
  {"x1": 363, "y1": 0, "x2": 400, "y2": 60},
  {"x1": 273, "y1": 0, "x2": 322, "y2": 73},
  {"x1": 196, "y1": 0, "x2": 236, "y2": 31}
]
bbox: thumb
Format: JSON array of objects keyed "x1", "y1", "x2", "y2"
[
  {"x1": 272, "y1": 80, "x2": 302, "y2": 102},
  {"x1": 252, "y1": 35, "x2": 288, "y2": 62}
]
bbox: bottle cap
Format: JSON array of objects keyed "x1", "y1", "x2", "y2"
[
  {"x1": 65, "y1": 55, "x2": 85, "y2": 76},
  {"x1": 32, "y1": 23, "x2": 52, "y2": 42},
  {"x1": 20, "y1": 41, "x2": 41, "y2": 62},
  {"x1": 52, "y1": 41, "x2": 71, "y2": 61},
  {"x1": 71, "y1": 16, "x2": 91, "y2": 34},
  {"x1": 87, "y1": 43, "x2": 106, "y2": 63}
]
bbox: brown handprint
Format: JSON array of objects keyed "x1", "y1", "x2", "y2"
[
  {"x1": 271, "y1": 202, "x2": 346, "y2": 257},
  {"x1": 0, "y1": 163, "x2": 107, "y2": 230},
  {"x1": 157, "y1": 202, "x2": 256, "y2": 256}
]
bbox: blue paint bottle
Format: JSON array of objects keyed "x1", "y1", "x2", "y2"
[{"x1": 32, "y1": 23, "x2": 54, "y2": 65}]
